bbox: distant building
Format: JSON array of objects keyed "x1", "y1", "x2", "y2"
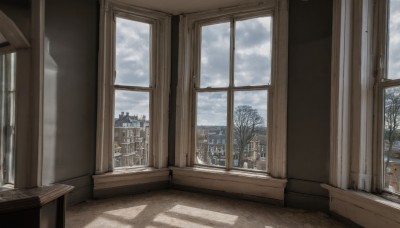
[
  {"x1": 196, "y1": 126, "x2": 267, "y2": 169},
  {"x1": 204, "y1": 128, "x2": 226, "y2": 166},
  {"x1": 114, "y1": 112, "x2": 149, "y2": 167}
]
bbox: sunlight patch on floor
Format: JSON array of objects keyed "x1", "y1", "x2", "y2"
[
  {"x1": 151, "y1": 204, "x2": 239, "y2": 227},
  {"x1": 153, "y1": 213, "x2": 214, "y2": 228},
  {"x1": 84, "y1": 205, "x2": 147, "y2": 228},
  {"x1": 169, "y1": 204, "x2": 238, "y2": 225},
  {"x1": 103, "y1": 205, "x2": 147, "y2": 220}
]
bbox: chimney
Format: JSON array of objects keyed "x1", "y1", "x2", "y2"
[
  {"x1": 120, "y1": 112, "x2": 124, "y2": 119},
  {"x1": 126, "y1": 112, "x2": 129, "y2": 117}
]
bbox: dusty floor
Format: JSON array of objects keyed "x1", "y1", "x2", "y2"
[{"x1": 66, "y1": 190, "x2": 345, "y2": 228}]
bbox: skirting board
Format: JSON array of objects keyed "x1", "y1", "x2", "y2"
[
  {"x1": 93, "y1": 168, "x2": 170, "y2": 190},
  {"x1": 170, "y1": 167, "x2": 287, "y2": 201},
  {"x1": 58, "y1": 175, "x2": 92, "y2": 206},
  {"x1": 285, "y1": 191, "x2": 329, "y2": 212},
  {"x1": 94, "y1": 181, "x2": 169, "y2": 199},
  {"x1": 172, "y1": 184, "x2": 283, "y2": 206},
  {"x1": 330, "y1": 212, "x2": 363, "y2": 228}
]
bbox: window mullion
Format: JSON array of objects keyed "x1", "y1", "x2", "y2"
[{"x1": 226, "y1": 18, "x2": 235, "y2": 171}]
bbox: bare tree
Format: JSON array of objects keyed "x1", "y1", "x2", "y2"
[
  {"x1": 384, "y1": 87, "x2": 400, "y2": 172},
  {"x1": 233, "y1": 105, "x2": 264, "y2": 167}
]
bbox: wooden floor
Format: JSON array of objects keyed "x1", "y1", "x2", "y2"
[{"x1": 66, "y1": 189, "x2": 345, "y2": 228}]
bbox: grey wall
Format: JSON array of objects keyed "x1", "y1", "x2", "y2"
[
  {"x1": 43, "y1": 0, "x2": 98, "y2": 205},
  {"x1": 286, "y1": 0, "x2": 332, "y2": 211}
]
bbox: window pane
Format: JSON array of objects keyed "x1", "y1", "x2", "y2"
[
  {"x1": 115, "y1": 17, "x2": 150, "y2": 87},
  {"x1": 234, "y1": 17, "x2": 271, "y2": 86},
  {"x1": 383, "y1": 86, "x2": 400, "y2": 194},
  {"x1": 114, "y1": 90, "x2": 150, "y2": 168},
  {"x1": 233, "y1": 90, "x2": 268, "y2": 171},
  {"x1": 388, "y1": 0, "x2": 400, "y2": 79},
  {"x1": 200, "y1": 22, "x2": 230, "y2": 88},
  {"x1": 0, "y1": 53, "x2": 16, "y2": 186},
  {"x1": 196, "y1": 92, "x2": 227, "y2": 167}
]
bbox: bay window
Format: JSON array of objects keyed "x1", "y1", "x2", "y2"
[{"x1": 95, "y1": 0, "x2": 287, "y2": 199}]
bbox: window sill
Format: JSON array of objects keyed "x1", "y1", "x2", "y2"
[
  {"x1": 170, "y1": 167, "x2": 287, "y2": 201},
  {"x1": 322, "y1": 184, "x2": 400, "y2": 227},
  {"x1": 0, "y1": 184, "x2": 14, "y2": 192},
  {"x1": 93, "y1": 168, "x2": 170, "y2": 190}
]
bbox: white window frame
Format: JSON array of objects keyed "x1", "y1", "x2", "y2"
[
  {"x1": 0, "y1": 8, "x2": 36, "y2": 189},
  {"x1": 172, "y1": 0, "x2": 288, "y2": 202},
  {"x1": 329, "y1": 0, "x2": 400, "y2": 196},
  {"x1": 175, "y1": 0, "x2": 288, "y2": 179},
  {"x1": 325, "y1": 0, "x2": 400, "y2": 226},
  {"x1": 192, "y1": 12, "x2": 272, "y2": 173},
  {"x1": 329, "y1": 0, "x2": 375, "y2": 191},
  {"x1": 375, "y1": 0, "x2": 400, "y2": 197},
  {"x1": 96, "y1": 0, "x2": 170, "y2": 175}
]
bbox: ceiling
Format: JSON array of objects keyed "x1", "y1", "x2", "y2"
[{"x1": 121, "y1": 0, "x2": 263, "y2": 14}]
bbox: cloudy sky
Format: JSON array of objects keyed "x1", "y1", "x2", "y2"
[
  {"x1": 114, "y1": 17, "x2": 150, "y2": 118},
  {"x1": 196, "y1": 90, "x2": 268, "y2": 126},
  {"x1": 197, "y1": 16, "x2": 271, "y2": 126},
  {"x1": 389, "y1": 0, "x2": 400, "y2": 79},
  {"x1": 114, "y1": 16, "x2": 271, "y2": 125}
]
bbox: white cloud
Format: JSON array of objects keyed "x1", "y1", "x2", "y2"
[
  {"x1": 113, "y1": 16, "x2": 271, "y2": 126},
  {"x1": 115, "y1": 17, "x2": 150, "y2": 86},
  {"x1": 113, "y1": 17, "x2": 152, "y2": 119},
  {"x1": 197, "y1": 92, "x2": 227, "y2": 126},
  {"x1": 234, "y1": 16, "x2": 271, "y2": 86},
  {"x1": 200, "y1": 22, "x2": 230, "y2": 87},
  {"x1": 196, "y1": 17, "x2": 270, "y2": 126}
]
